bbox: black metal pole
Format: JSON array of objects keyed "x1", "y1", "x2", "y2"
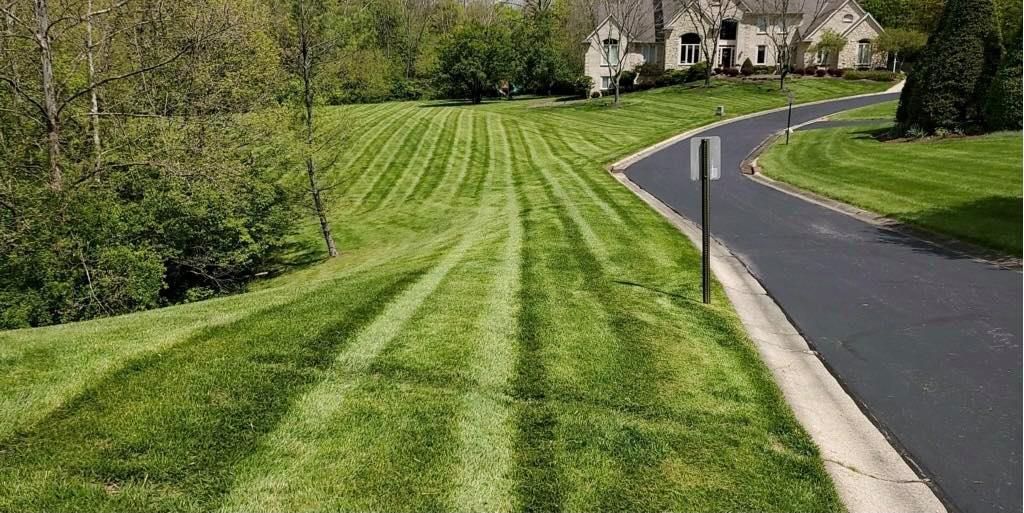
[
  {"x1": 786, "y1": 99, "x2": 793, "y2": 145},
  {"x1": 700, "y1": 138, "x2": 711, "y2": 304}
]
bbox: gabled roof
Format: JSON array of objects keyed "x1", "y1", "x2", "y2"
[
  {"x1": 587, "y1": 0, "x2": 683, "y2": 43},
  {"x1": 840, "y1": 11, "x2": 884, "y2": 38},
  {"x1": 589, "y1": 0, "x2": 878, "y2": 45}
]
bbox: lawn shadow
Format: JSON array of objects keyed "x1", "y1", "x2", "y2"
[
  {"x1": 613, "y1": 280, "x2": 703, "y2": 305},
  {"x1": 870, "y1": 195, "x2": 1022, "y2": 267}
]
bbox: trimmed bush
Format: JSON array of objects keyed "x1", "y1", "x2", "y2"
[
  {"x1": 573, "y1": 75, "x2": 594, "y2": 97},
  {"x1": 828, "y1": 68, "x2": 845, "y2": 77},
  {"x1": 983, "y1": 30, "x2": 1023, "y2": 130},
  {"x1": 620, "y1": 70, "x2": 638, "y2": 92},
  {"x1": 724, "y1": 67, "x2": 740, "y2": 77},
  {"x1": 843, "y1": 70, "x2": 900, "y2": 81},
  {"x1": 741, "y1": 58, "x2": 755, "y2": 76},
  {"x1": 686, "y1": 61, "x2": 710, "y2": 82},
  {"x1": 897, "y1": 0, "x2": 1003, "y2": 132},
  {"x1": 815, "y1": 68, "x2": 828, "y2": 77}
]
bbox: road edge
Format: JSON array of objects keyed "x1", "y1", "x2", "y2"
[
  {"x1": 609, "y1": 87, "x2": 897, "y2": 172},
  {"x1": 747, "y1": 137, "x2": 1023, "y2": 271},
  {"x1": 609, "y1": 170, "x2": 947, "y2": 513}
]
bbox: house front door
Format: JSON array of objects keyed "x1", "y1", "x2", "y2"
[{"x1": 719, "y1": 46, "x2": 735, "y2": 68}]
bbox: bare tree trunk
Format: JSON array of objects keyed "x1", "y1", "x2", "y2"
[
  {"x1": 299, "y1": 4, "x2": 338, "y2": 258},
  {"x1": 85, "y1": 0, "x2": 101, "y2": 170},
  {"x1": 33, "y1": 0, "x2": 61, "y2": 191}
]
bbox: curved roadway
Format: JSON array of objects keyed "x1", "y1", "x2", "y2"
[{"x1": 625, "y1": 93, "x2": 1022, "y2": 513}]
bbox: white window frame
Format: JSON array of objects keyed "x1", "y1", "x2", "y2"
[
  {"x1": 756, "y1": 45, "x2": 767, "y2": 64},
  {"x1": 679, "y1": 35, "x2": 701, "y2": 65},
  {"x1": 857, "y1": 41, "x2": 872, "y2": 66},
  {"x1": 816, "y1": 48, "x2": 830, "y2": 66},
  {"x1": 757, "y1": 17, "x2": 768, "y2": 34},
  {"x1": 602, "y1": 38, "x2": 619, "y2": 67},
  {"x1": 601, "y1": 76, "x2": 612, "y2": 90}
]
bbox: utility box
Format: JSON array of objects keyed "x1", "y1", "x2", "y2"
[{"x1": 715, "y1": 105, "x2": 725, "y2": 116}]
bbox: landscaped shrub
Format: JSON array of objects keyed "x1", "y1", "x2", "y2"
[
  {"x1": 815, "y1": 68, "x2": 828, "y2": 77},
  {"x1": 803, "y1": 66, "x2": 818, "y2": 76},
  {"x1": 620, "y1": 70, "x2": 638, "y2": 92},
  {"x1": 828, "y1": 68, "x2": 845, "y2": 77},
  {"x1": 844, "y1": 70, "x2": 900, "y2": 81},
  {"x1": 725, "y1": 67, "x2": 740, "y2": 77},
  {"x1": 634, "y1": 62, "x2": 664, "y2": 88},
  {"x1": 754, "y1": 65, "x2": 775, "y2": 74},
  {"x1": 983, "y1": 29, "x2": 1023, "y2": 130},
  {"x1": 686, "y1": 62, "x2": 710, "y2": 82},
  {"x1": 896, "y1": 0, "x2": 1003, "y2": 132},
  {"x1": 590, "y1": 90, "x2": 602, "y2": 99},
  {"x1": 656, "y1": 69, "x2": 689, "y2": 86},
  {"x1": 572, "y1": 75, "x2": 594, "y2": 97},
  {"x1": 741, "y1": 58, "x2": 755, "y2": 76}
]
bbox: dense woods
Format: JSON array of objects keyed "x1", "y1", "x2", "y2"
[{"x1": 0, "y1": 0, "x2": 592, "y2": 328}]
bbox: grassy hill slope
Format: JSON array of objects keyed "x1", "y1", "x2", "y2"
[{"x1": 0, "y1": 79, "x2": 889, "y2": 512}]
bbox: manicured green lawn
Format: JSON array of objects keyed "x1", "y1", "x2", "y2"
[
  {"x1": 0, "y1": 79, "x2": 890, "y2": 512},
  {"x1": 761, "y1": 103, "x2": 1022, "y2": 255},
  {"x1": 831, "y1": 100, "x2": 898, "y2": 120}
]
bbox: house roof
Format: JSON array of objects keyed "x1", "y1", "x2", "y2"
[
  {"x1": 588, "y1": 0, "x2": 683, "y2": 43},
  {"x1": 588, "y1": 0, "x2": 876, "y2": 44}
]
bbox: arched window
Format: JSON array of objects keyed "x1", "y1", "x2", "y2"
[
  {"x1": 720, "y1": 19, "x2": 738, "y2": 40},
  {"x1": 680, "y1": 33, "x2": 701, "y2": 65},
  {"x1": 857, "y1": 38, "x2": 872, "y2": 66},
  {"x1": 602, "y1": 38, "x2": 620, "y2": 65},
  {"x1": 842, "y1": 13, "x2": 855, "y2": 23}
]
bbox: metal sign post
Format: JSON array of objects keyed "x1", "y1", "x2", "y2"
[
  {"x1": 786, "y1": 91, "x2": 795, "y2": 144},
  {"x1": 690, "y1": 136, "x2": 721, "y2": 304}
]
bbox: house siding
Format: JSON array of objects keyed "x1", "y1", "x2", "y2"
[
  {"x1": 584, "y1": 19, "x2": 648, "y2": 91},
  {"x1": 582, "y1": 0, "x2": 884, "y2": 90}
]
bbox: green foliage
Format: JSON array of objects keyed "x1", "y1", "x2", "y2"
[
  {"x1": 741, "y1": 58, "x2": 755, "y2": 76},
  {"x1": 435, "y1": 21, "x2": 516, "y2": 103},
  {"x1": 843, "y1": 70, "x2": 901, "y2": 81},
  {"x1": 812, "y1": 29, "x2": 849, "y2": 57},
  {"x1": 897, "y1": 0, "x2": 1003, "y2": 133},
  {"x1": 874, "y1": 28, "x2": 928, "y2": 70},
  {"x1": 983, "y1": 30, "x2": 1024, "y2": 131}
]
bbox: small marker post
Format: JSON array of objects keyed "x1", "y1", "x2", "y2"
[
  {"x1": 786, "y1": 91, "x2": 795, "y2": 144},
  {"x1": 700, "y1": 138, "x2": 711, "y2": 304},
  {"x1": 690, "y1": 136, "x2": 720, "y2": 305}
]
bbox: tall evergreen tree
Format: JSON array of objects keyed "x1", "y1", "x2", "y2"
[
  {"x1": 896, "y1": 0, "x2": 1003, "y2": 132},
  {"x1": 983, "y1": 28, "x2": 1023, "y2": 131}
]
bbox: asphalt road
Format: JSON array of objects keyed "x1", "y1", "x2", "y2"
[{"x1": 625, "y1": 93, "x2": 1022, "y2": 513}]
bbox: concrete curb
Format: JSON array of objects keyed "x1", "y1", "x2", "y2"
[{"x1": 609, "y1": 171, "x2": 947, "y2": 513}]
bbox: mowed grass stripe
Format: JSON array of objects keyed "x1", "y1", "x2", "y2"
[
  {"x1": 335, "y1": 104, "x2": 422, "y2": 196},
  {"x1": 407, "y1": 109, "x2": 467, "y2": 202},
  {"x1": 453, "y1": 110, "x2": 492, "y2": 204},
  {"x1": 219, "y1": 213, "x2": 494, "y2": 511},
  {"x1": 347, "y1": 107, "x2": 434, "y2": 204},
  {"x1": 377, "y1": 108, "x2": 456, "y2": 209},
  {"x1": 435, "y1": 111, "x2": 477, "y2": 204},
  {"x1": 453, "y1": 116, "x2": 522, "y2": 513},
  {"x1": 0, "y1": 267, "x2": 426, "y2": 512},
  {"x1": 516, "y1": 121, "x2": 611, "y2": 265},
  {"x1": 354, "y1": 107, "x2": 440, "y2": 210}
]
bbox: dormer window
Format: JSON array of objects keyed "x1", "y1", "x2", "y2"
[{"x1": 843, "y1": 13, "x2": 855, "y2": 23}]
